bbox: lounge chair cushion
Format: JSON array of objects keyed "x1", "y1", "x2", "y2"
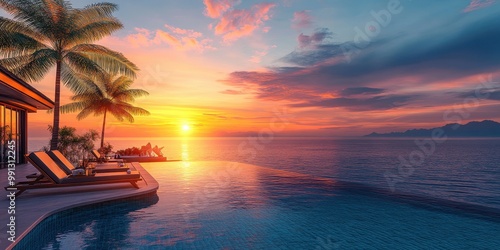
[
  {"x1": 92, "y1": 149, "x2": 102, "y2": 159},
  {"x1": 49, "y1": 150, "x2": 128, "y2": 173},
  {"x1": 28, "y1": 152, "x2": 141, "y2": 183},
  {"x1": 28, "y1": 152, "x2": 69, "y2": 182},
  {"x1": 47, "y1": 150, "x2": 75, "y2": 174},
  {"x1": 60, "y1": 171, "x2": 141, "y2": 184}
]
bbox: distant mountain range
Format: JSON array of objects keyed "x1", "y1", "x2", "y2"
[{"x1": 365, "y1": 120, "x2": 500, "y2": 137}]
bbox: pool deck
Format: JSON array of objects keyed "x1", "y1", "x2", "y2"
[{"x1": 0, "y1": 162, "x2": 158, "y2": 250}]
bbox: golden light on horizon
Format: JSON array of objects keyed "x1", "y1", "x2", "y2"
[{"x1": 180, "y1": 123, "x2": 193, "y2": 136}]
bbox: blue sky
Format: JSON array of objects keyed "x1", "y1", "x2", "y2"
[{"x1": 2, "y1": 0, "x2": 500, "y2": 137}]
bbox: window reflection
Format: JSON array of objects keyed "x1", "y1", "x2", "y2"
[{"x1": 1, "y1": 104, "x2": 21, "y2": 166}]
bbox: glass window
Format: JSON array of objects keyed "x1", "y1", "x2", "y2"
[
  {"x1": 0, "y1": 104, "x2": 4, "y2": 166},
  {"x1": 1, "y1": 105, "x2": 22, "y2": 165},
  {"x1": 12, "y1": 110, "x2": 18, "y2": 163}
]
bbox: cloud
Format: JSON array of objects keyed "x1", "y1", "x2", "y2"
[
  {"x1": 249, "y1": 45, "x2": 276, "y2": 63},
  {"x1": 290, "y1": 94, "x2": 414, "y2": 111},
  {"x1": 280, "y1": 28, "x2": 338, "y2": 66},
  {"x1": 215, "y1": 3, "x2": 276, "y2": 42},
  {"x1": 292, "y1": 10, "x2": 312, "y2": 30},
  {"x1": 203, "y1": 113, "x2": 229, "y2": 119},
  {"x1": 457, "y1": 85, "x2": 500, "y2": 101},
  {"x1": 463, "y1": 0, "x2": 495, "y2": 12},
  {"x1": 340, "y1": 87, "x2": 385, "y2": 96},
  {"x1": 203, "y1": 0, "x2": 238, "y2": 18},
  {"x1": 125, "y1": 25, "x2": 215, "y2": 51},
  {"x1": 223, "y1": 11, "x2": 500, "y2": 112},
  {"x1": 249, "y1": 50, "x2": 268, "y2": 63},
  {"x1": 126, "y1": 28, "x2": 154, "y2": 47},
  {"x1": 220, "y1": 89, "x2": 246, "y2": 95},
  {"x1": 204, "y1": 1, "x2": 276, "y2": 42},
  {"x1": 281, "y1": 44, "x2": 342, "y2": 67},
  {"x1": 164, "y1": 24, "x2": 202, "y2": 38},
  {"x1": 297, "y1": 28, "x2": 332, "y2": 48}
]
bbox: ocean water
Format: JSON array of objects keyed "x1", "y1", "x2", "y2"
[
  {"x1": 29, "y1": 137, "x2": 500, "y2": 210},
  {"x1": 18, "y1": 138, "x2": 500, "y2": 249}
]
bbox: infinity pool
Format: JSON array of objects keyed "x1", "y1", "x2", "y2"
[{"x1": 15, "y1": 162, "x2": 500, "y2": 249}]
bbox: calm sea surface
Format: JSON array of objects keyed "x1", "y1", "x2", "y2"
[{"x1": 29, "y1": 137, "x2": 500, "y2": 210}]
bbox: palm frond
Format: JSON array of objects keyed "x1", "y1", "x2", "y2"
[
  {"x1": 64, "y1": 51, "x2": 105, "y2": 76},
  {"x1": 14, "y1": 49, "x2": 57, "y2": 81},
  {"x1": 70, "y1": 44, "x2": 138, "y2": 78},
  {"x1": 0, "y1": 54, "x2": 33, "y2": 71},
  {"x1": 41, "y1": 0, "x2": 65, "y2": 24},
  {"x1": 0, "y1": 0, "x2": 35, "y2": 20},
  {"x1": 0, "y1": 33, "x2": 48, "y2": 58},
  {"x1": 58, "y1": 101, "x2": 86, "y2": 114},
  {"x1": 0, "y1": 17, "x2": 46, "y2": 43},
  {"x1": 114, "y1": 89, "x2": 149, "y2": 102},
  {"x1": 71, "y1": 92, "x2": 106, "y2": 102},
  {"x1": 125, "y1": 89, "x2": 149, "y2": 97},
  {"x1": 66, "y1": 19, "x2": 122, "y2": 46},
  {"x1": 60, "y1": 62, "x2": 89, "y2": 94},
  {"x1": 120, "y1": 104, "x2": 150, "y2": 116},
  {"x1": 108, "y1": 104, "x2": 134, "y2": 122},
  {"x1": 12, "y1": 1, "x2": 62, "y2": 39},
  {"x1": 32, "y1": 0, "x2": 75, "y2": 41},
  {"x1": 76, "y1": 107, "x2": 96, "y2": 120},
  {"x1": 0, "y1": 0, "x2": 22, "y2": 14},
  {"x1": 112, "y1": 75, "x2": 133, "y2": 89},
  {"x1": 81, "y1": 2, "x2": 118, "y2": 18}
]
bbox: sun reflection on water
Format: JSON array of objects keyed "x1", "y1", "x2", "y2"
[{"x1": 181, "y1": 142, "x2": 190, "y2": 162}]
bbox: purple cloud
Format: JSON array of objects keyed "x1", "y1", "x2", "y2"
[
  {"x1": 297, "y1": 28, "x2": 332, "y2": 48},
  {"x1": 292, "y1": 10, "x2": 312, "y2": 30},
  {"x1": 223, "y1": 10, "x2": 500, "y2": 112}
]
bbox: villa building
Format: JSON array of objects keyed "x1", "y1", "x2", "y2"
[{"x1": 0, "y1": 65, "x2": 54, "y2": 166}]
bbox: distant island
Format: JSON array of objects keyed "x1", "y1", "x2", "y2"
[{"x1": 365, "y1": 120, "x2": 500, "y2": 137}]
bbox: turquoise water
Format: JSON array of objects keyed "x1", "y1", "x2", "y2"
[{"x1": 15, "y1": 162, "x2": 500, "y2": 249}]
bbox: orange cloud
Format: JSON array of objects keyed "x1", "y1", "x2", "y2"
[
  {"x1": 164, "y1": 24, "x2": 202, "y2": 38},
  {"x1": 126, "y1": 28, "x2": 154, "y2": 47},
  {"x1": 216, "y1": 3, "x2": 275, "y2": 42},
  {"x1": 125, "y1": 25, "x2": 214, "y2": 51},
  {"x1": 156, "y1": 30, "x2": 180, "y2": 45},
  {"x1": 463, "y1": 0, "x2": 495, "y2": 12},
  {"x1": 203, "y1": 0, "x2": 238, "y2": 18},
  {"x1": 205, "y1": 2, "x2": 276, "y2": 42}
]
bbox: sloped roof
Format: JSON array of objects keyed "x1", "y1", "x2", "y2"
[{"x1": 0, "y1": 64, "x2": 54, "y2": 112}]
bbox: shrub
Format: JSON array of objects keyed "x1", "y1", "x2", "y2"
[{"x1": 43, "y1": 126, "x2": 100, "y2": 165}]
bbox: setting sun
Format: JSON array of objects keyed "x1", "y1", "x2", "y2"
[{"x1": 182, "y1": 124, "x2": 191, "y2": 132}]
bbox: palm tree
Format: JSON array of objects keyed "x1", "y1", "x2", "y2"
[
  {"x1": 59, "y1": 73, "x2": 150, "y2": 148},
  {"x1": 0, "y1": 0, "x2": 138, "y2": 150}
]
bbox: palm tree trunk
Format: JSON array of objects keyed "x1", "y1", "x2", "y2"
[
  {"x1": 50, "y1": 60, "x2": 62, "y2": 150},
  {"x1": 101, "y1": 109, "x2": 107, "y2": 149}
]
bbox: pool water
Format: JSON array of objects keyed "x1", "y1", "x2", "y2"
[{"x1": 15, "y1": 162, "x2": 500, "y2": 249}]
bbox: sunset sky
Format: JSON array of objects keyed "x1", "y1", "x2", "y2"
[{"x1": 4, "y1": 0, "x2": 500, "y2": 138}]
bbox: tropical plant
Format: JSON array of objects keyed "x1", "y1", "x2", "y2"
[
  {"x1": 42, "y1": 126, "x2": 99, "y2": 165},
  {"x1": 100, "y1": 142, "x2": 113, "y2": 155},
  {"x1": 0, "y1": 0, "x2": 138, "y2": 150},
  {"x1": 116, "y1": 146, "x2": 141, "y2": 156},
  {"x1": 59, "y1": 73, "x2": 150, "y2": 148}
]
